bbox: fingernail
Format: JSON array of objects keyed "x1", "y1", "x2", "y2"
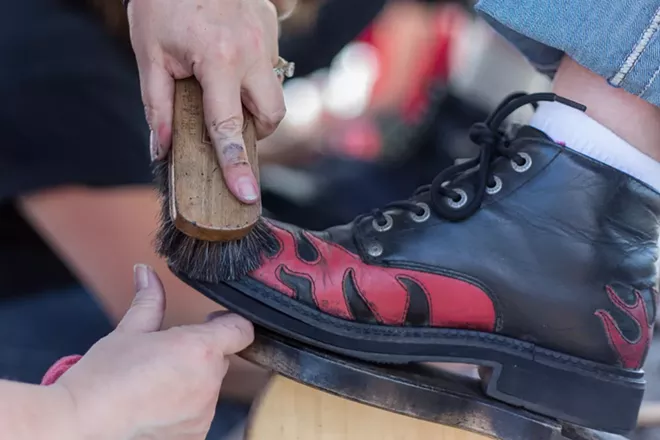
[
  {"x1": 237, "y1": 177, "x2": 258, "y2": 201},
  {"x1": 149, "y1": 130, "x2": 160, "y2": 162},
  {"x1": 206, "y1": 310, "x2": 231, "y2": 322},
  {"x1": 134, "y1": 264, "x2": 150, "y2": 291}
]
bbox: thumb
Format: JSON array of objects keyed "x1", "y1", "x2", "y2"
[{"x1": 116, "y1": 265, "x2": 166, "y2": 333}]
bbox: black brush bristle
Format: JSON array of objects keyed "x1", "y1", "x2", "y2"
[{"x1": 152, "y1": 159, "x2": 278, "y2": 283}]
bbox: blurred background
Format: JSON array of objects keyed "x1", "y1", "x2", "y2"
[
  {"x1": 0, "y1": 0, "x2": 658, "y2": 439},
  {"x1": 260, "y1": 0, "x2": 548, "y2": 229}
]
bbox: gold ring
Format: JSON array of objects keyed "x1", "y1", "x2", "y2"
[{"x1": 274, "y1": 57, "x2": 295, "y2": 79}]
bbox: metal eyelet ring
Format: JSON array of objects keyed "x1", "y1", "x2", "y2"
[
  {"x1": 446, "y1": 188, "x2": 468, "y2": 209},
  {"x1": 486, "y1": 175, "x2": 503, "y2": 195},
  {"x1": 511, "y1": 152, "x2": 532, "y2": 173},
  {"x1": 367, "y1": 242, "x2": 384, "y2": 257},
  {"x1": 409, "y1": 202, "x2": 431, "y2": 223},
  {"x1": 372, "y1": 213, "x2": 394, "y2": 232}
]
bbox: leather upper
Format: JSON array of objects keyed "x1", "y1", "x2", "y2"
[{"x1": 245, "y1": 126, "x2": 660, "y2": 368}]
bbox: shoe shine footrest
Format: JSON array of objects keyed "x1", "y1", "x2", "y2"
[{"x1": 240, "y1": 329, "x2": 627, "y2": 440}]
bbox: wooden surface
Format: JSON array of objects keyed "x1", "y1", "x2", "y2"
[
  {"x1": 638, "y1": 402, "x2": 660, "y2": 427},
  {"x1": 245, "y1": 375, "x2": 491, "y2": 440},
  {"x1": 170, "y1": 78, "x2": 261, "y2": 241}
]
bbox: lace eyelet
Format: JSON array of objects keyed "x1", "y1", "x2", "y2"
[
  {"x1": 446, "y1": 188, "x2": 468, "y2": 209},
  {"x1": 372, "y1": 213, "x2": 393, "y2": 232},
  {"x1": 367, "y1": 242, "x2": 383, "y2": 257},
  {"x1": 486, "y1": 175, "x2": 503, "y2": 195},
  {"x1": 511, "y1": 152, "x2": 532, "y2": 173},
  {"x1": 409, "y1": 202, "x2": 431, "y2": 223}
]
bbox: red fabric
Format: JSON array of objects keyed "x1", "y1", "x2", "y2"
[
  {"x1": 41, "y1": 355, "x2": 82, "y2": 386},
  {"x1": 336, "y1": 118, "x2": 382, "y2": 160},
  {"x1": 359, "y1": 5, "x2": 467, "y2": 121},
  {"x1": 400, "y1": 5, "x2": 466, "y2": 120}
]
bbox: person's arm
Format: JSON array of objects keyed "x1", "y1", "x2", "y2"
[
  {"x1": 0, "y1": 381, "x2": 76, "y2": 440},
  {"x1": 18, "y1": 187, "x2": 224, "y2": 328}
]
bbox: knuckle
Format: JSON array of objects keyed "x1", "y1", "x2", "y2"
[
  {"x1": 188, "y1": 52, "x2": 205, "y2": 73},
  {"x1": 130, "y1": 287, "x2": 162, "y2": 309},
  {"x1": 215, "y1": 38, "x2": 240, "y2": 65},
  {"x1": 210, "y1": 117, "x2": 243, "y2": 138},
  {"x1": 245, "y1": 25, "x2": 266, "y2": 54},
  {"x1": 131, "y1": 293, "x2": 159, "y2": 310},
  {"x1": 168, "y1": 328, "x2": 193, "y2": 346},
  {"x1": 256, "y1": 106, "x2": 286, "y2": 136},
  {"x1": 221, "y1": 319, "x2": 254, "y2": 343},
  {"x1": 219, "y1": 142, "x2": 249, "y2": 168},
  {"x1": 185, "y1": 333, "x2": 215, "y2": 362},
  {"x1": 264, "y1": 106, "x2": 287, "y2": 128},
  {"x1": 259, "y1": 120, "x2": 278, "y2": 136}
]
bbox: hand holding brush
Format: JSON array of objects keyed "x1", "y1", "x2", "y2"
[
  {"x1": 127, "y1": 0, "x2": 288, "y2": 202},
  {"x1": 125, "y1": 0, "x2": 295, "y2": 282}
]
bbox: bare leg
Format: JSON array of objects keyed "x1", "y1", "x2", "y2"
[{"x1": 552, "y1": 56, "x2": 660, "y2": 161}]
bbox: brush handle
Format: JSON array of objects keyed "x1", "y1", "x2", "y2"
[{"x1": 170, "y1": 77, "x2": 261, "y2": 241}]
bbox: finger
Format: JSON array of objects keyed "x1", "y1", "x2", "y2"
[
  {"x1": 116, "y1": 265, "x2": 166, "y2": 333},
  {"x1": 196, "y1": 64, "x2": 259, "y2": 204},
  {"x1": 242, "y1": 63, "x2": 287, "y2": 140},
  {"x1": 140, "y1": 64, "x2": 175, "y2": 161},
  {"x1": 190, "y1": 313, "x2": 255, "y2": 356}
]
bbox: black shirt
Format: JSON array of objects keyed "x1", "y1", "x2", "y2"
[{"x1": 0, "y1": 0, "x2": 151, "y2": 297}]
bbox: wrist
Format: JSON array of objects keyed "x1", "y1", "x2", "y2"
[{"x1": 41, "y1": 384, "x2": 83, "y2": 440}]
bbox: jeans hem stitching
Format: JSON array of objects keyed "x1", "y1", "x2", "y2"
[
  {"x1": 641, "y1": 65, "x2": 660, "y2": 98},
  {"x1": 611, "y1": 5, "x2": 660, "y2": 87}
]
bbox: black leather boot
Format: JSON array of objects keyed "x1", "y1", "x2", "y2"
[{"x1": 179, "y1": 93, "x2": 660, "y2": 435}]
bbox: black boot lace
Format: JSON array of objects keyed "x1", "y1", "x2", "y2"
[{"x1": 358, "y1": 92, "x2": 586, "y2": 228}]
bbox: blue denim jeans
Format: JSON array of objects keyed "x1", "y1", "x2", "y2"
[
  {"x1": 475, "y1": 1, "x2": 660, "y2": 107},
  {"x1": 0, "y1": 286, "x2": 248, "y2": 439}
]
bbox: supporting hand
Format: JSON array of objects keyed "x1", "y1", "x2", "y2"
[{"x1": 53, "y1": 265, "x2": 254, "y2": 440}]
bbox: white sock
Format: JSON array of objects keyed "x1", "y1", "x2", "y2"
[{"x1": 529, "y1": 101, "x2": 660, "y2": 193}]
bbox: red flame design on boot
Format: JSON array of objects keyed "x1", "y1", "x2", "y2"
[
  {"x1": 595, "y1": 286, "x2": 655, "y2": 369},
  {"x1": 251, "y1": 224, "x2": 496, "y2": 330}
]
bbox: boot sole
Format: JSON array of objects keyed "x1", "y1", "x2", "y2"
[{"x1": 182, "y1": 274, "x2": 645, "y2": 436}]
